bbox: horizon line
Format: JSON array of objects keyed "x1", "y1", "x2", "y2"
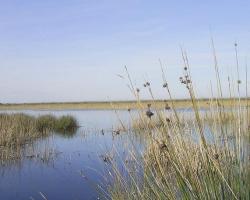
[{"x1": 1, "y1": 97, "x2": 249, "y2": 105}]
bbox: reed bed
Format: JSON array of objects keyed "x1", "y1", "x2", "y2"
[
  {"x1": 0, "y1": 113, "x2": 77, "y2": 164},
  {"x1": 131, "y1": 109, "x2": 249, "y2": 132},
  {"x1": 106, "y1": 49, "x2": 250, "y2": 200},
  {"x1": 0, "y1": 113, "x2": 78, "y2": 147}
]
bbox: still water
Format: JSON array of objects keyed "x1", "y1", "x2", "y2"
[
  {"x1": 0, "y1": 108, "x2": 240, "y2": 200},
  {"x1": 0, "y1": 110, "x2": 145, "y2": 200}
]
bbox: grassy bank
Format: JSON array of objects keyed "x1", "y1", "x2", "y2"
[{"x1": 0, "y1": 98, "x2": 249, "y2": 110}]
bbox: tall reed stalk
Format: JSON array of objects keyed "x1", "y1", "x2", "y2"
[{"x1": 106, "y1": 45, "x2": 250, "y2": 200}]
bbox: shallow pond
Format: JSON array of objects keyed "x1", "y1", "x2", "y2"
[
  {"x1": 0, "y1": 110, "x2": 146, "y2": 200},
  {"x1": 0, "y1": 108, "x2": 246, "y2": 200}
]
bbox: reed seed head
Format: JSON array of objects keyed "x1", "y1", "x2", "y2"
[
  {"x1": 165, "y1": 104, "x2": 171, "y2": 110},
  {"x1": 159, "y1": 142, "x2": 167, "y2": 150},
  {"x1": 163, "y1": 83, "x2": 168, "y2": 88},
  {"x1": 146, "y1": 110, "x2": 154, "y2": 119}
]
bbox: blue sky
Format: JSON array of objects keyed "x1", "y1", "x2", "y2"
[{"x1": 0, "y1": 0, "x2": 249, "y2": 103}]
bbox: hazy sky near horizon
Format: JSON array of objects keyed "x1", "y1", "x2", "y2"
[{"x1": 0, "y1": 0, "x2": 249, "y2": 103}]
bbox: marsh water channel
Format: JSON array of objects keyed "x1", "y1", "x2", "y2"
[{"x1": 0, "y1": 110, "x2": 147, "y2": 200}]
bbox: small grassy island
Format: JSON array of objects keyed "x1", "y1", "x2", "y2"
[{"x1": 0, "y1": 113, "x2": 78, "y2": 147}]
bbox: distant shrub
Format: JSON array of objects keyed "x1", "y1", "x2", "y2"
[
  {"x1": 55, "y1": 115, "x2": 78, "y2": 132},
  {"x1": 36, "y1": 115, "x2": 57, "y2": 132}
]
